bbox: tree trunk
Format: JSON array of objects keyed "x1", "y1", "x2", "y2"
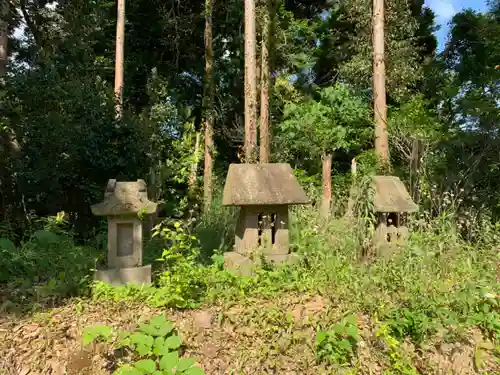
[
  {"x1": 244, "y1": 0, "x2": 257, "y2": 162},
  {"x1": 114, "y1": 0, "x2": 126, "y2": 118},
  {"x1": 259, "y1": 0, "x2": 270, "y2": 163},
  {"x1": 410, "y1": 138, "x2": 422, "y2": 204},
  {"x1": 189, "y1": 131, "x2": 201, "y2": 189},
  {"x1": 0, "y1": 0, "x2": 19, "y2": 154},
  {"x1": 0, "y1": 0, "x2": 8, "y2": 78},
  {"x1": 19, "y1": 0, "x2": 42, "y2": 51},
  {"x1": 346, "y1": 157, "x2": 357, "y2": 218},
  {"x1": 203, "y1": 0, "x2": 214, "y2": 210},
  {"x1": 320, "y1": 153, "x2": 332, "y2": 217},
  {"x1": 372, "y1": 0, "x2": 389, "y2": 167}
]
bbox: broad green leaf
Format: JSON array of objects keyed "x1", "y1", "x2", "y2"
[
  {"x1": 82, "y1": 325, "x2": 112, "y2": 346},
  {"x1": 184, "y1": 367, "x2": 206, "y2": 375},
  {"x1": 130, "y1": 333, "x2": 154, "y2": 348},
  {"x1": 156, "y1": 321, "x2": 174, "y2": 337},
  {"x1": 33, "y1": 230, "x2": 60, "y2": 245},
  {"x1": 315, "y1": 331, "x2": 328, "y2": 344},
  {"x1": 332, "y1": 323, "x2": 345, "y2": 335},
  {"x1": 338, "y1": 339, "x2": 353, "y2": 352},
  {"x1": 138, "y1": 323, "x2": 155, "y2": 336},
  {"x1": 114, "y1": 365, "x2": 143, "y2": 375},
  {"x1": 176, "y1": 357, "x2": 196, "y2": 372},
  {"x1": 345, "y1": 315, "x2": 357, "y2": 326},
  {"x1": 159, "y1": 351, "x2": 179, "y2": 372},
  {"x1": 140, "y1": 316, "x2": 174, "y2": 337},
  {"x1": 134, "y1": 359, "x2": 157, "y2": 374},
  {"x1": 346, "y1": 325, "x2": 359, "y2": 340},
  {"x1": 136, "y1": 344, "x2": 152, "y2": 356},
  {"x1": 150, "y1": 314, "x2": 167, "y2": 327},
  {"x1": 153, "y1": 336, "x2": 165, "y2": 355},
  {"x1": 164, "y1": 335, "x2": 182, "y2": 349},
  {"x1": 0, "y1": 238, "x2": 16, "y2": 252}
]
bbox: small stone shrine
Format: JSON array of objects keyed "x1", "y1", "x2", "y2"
[
  {"x1": 91, "y1": 179, "x2": 157, "y2": 286},
  {"x1": 222, "y1": 163, "x2": 309, "y2": 275},
  {"x1": 372, "y1": 176, "x2": 418, "y2": 249}
]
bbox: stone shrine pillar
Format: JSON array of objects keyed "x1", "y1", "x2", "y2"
[{"x1": 91, "y1": 179, "x2": 157, "y2": 286}]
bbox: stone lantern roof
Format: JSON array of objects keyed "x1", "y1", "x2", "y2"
[
  {"x1": 222, "y1": 163, "x2": 309, "y2": 206},
  {"x1": 373, "y1": 176, "x2": 418, "y2": 213},
  {"x1": 91, "y1": 179, "x2": 157, "y2": 216}
]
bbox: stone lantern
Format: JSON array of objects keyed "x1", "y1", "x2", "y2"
[
  {"x1": 372, "y1": 176, "x2": 418, "y2": 250},
  {"x1": 91, "y1": 179, "x2": 157, "y2": 286},
  {"x1": 222, "y1": 163, "x2": 309, "y2": 275}
]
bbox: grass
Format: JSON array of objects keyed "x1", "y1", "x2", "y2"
[{"x1": 0, "y1": 204, "x2": 499, "y2": 374}]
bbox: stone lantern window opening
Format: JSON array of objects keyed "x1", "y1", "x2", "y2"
[{"x1": 257, "y1": 212, "x2": 278, "y2": 246}]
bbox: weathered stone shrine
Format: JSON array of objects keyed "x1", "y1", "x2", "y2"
[
  {"x1": 372, "y1": 176, "x2": 418, "y2": 248},
  {"x1": 222, "y1": 163, "x2": 309, "y2": 275},
  {"x1": 91, "y1": 179, "x2": 157, "y2": 286}
]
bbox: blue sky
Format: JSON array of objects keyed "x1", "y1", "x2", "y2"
[{"x1": 425, "y1": 0, "x2": 489, "y2": 50}]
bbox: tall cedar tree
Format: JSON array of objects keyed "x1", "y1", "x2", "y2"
[{"x1": 203, "y1": 0, "x2": 214, "y2": 208}]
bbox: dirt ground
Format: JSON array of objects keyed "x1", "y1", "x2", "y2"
[{"x1": 0, "y1": 295, "x2": 498, "y2": 375}]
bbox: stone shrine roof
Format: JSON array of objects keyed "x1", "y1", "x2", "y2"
[
  {"x1": 222, "y1": 163, "x2": 309, "y2": 206},
  {"x1": 91, "y1": 179, "x2": 157, "y2": 216},
  {"x1": 373, "y1": 176, "x2": 418, "y2": 213}
]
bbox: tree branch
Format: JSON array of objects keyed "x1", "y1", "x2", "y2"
[{"x1": 20, "y1": 0, "x2": 42, "y2": 49}]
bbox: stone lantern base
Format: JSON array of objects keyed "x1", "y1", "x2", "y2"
[
  {"x1": 94, "y1": 264, "x2": 152, "y2": 287},
  {"x1": 223, "y1": 251, "x2": 300, "y2": 277}
]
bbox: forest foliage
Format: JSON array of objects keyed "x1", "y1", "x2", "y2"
[{"x1": 0, "y1": 1, "x2": 499, "y2": 374}]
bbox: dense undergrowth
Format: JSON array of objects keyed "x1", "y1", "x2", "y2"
[{"x1": 0, "y1": 200, "x2": 499, "y2": 373}]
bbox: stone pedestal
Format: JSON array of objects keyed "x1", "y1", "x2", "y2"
[
  {"x1": 94, "y1": 265, "x2": 152, "y2": 286},
  {"x1": 223, "y1": 251, "x2": 300, "y2": 276}
]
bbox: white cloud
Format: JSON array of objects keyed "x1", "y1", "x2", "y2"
[{"x1": 426, "y1": 0, "x2": 457, "y2": 21}]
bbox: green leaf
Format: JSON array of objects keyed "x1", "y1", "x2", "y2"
[
  {"x1": 134, "y1": 359, "x2": 157, "y2": 374},
  {"x1": 136, "y1": 344, "x2": 152, "y2": 356},
  {"x1": 345, "y1": 315, "x2": 357, "y2": 326},
  {"x1": 332, "y1": 323, "x2": 345, "y2": 335},
  {"x1": 159, "y1": 351, "x2": 179, "y2": 372},
  {"x1": 176, "y1": 357, "x2": 196, "y2": 372},
  {"x1": 82, "y1": 325, "x2": 112, "y2": 346},
  {"x1": 150, "y1": 315, "x2": 167, "y2": 326},
  {"x1": 345, "y1": 325, "x2": 359, "y2": 340},
  {"x1": 153, "y1": 336, "x2": 165, "y2": 355},
  {"x1": 114, "y1": 365, "x2": 143, "y2": 375},
  {"x1": 164, "y1": 335, "x2": 182, "y2": 349},
  {"x1": 156, "y1": 321, "x2": 174, "y2": 337},
  {"x1": 130, "y1": 332, "x2": 154, "y2": 348},
  {"x1": 315, "y1": 331, "x2": 328, "y2": 345},
  {"x1": 33, "y1": 230, "x2": 60, "y2": 245},
  {"x1": 140, "y1": 316, "x2": 174, "y2": 337},
  {"x1": 117, "y1": 331, "x2": 131, "y2": 348},
  {"x1": 184, "y1": 367, "x2": 205, "y2": 375},
  {"x1": 338, "y1": 339, "x2": 353, "y2": 352},
  {"x1": 0, "y1": 238, "x2": 16, "y2": 252}
]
